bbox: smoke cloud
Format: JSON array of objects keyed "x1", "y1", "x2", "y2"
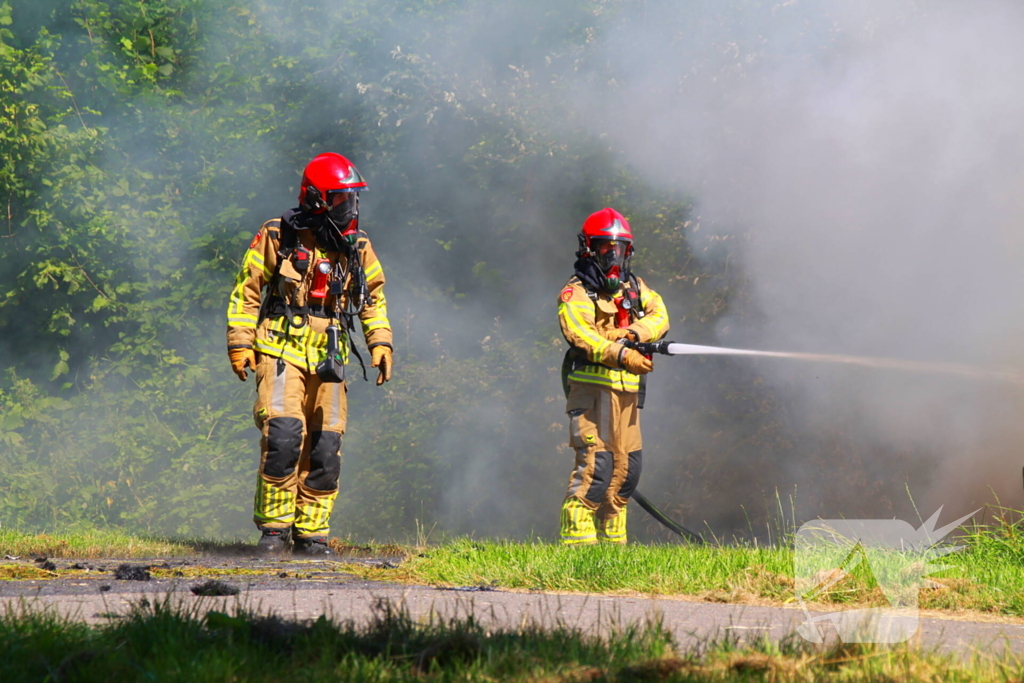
[
  {"x1": 167, "y1": 0, "x2": 1024, "y2": 537},
  {"x1": 583, "y1": 0, "x2": 1024, "y2": 528},
  {"x1": 11, "y1": 0, "x2": 1024, "y2": 541}
]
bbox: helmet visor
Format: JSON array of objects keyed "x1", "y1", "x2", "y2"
[
  {"x1": 593, "y1": 239, "x2": 629, "y2": 274},
  {"x1": 326, "y1": 191, "x2": 359, "y2": 233}
]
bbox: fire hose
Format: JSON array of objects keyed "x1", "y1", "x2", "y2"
[{"x1": 561, "y1": 341, "x2": 705, "y2": 544}]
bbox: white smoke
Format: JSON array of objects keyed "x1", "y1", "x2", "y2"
[{"x1": 586, "y1": 0, "x2": 1024, "y2": 521}]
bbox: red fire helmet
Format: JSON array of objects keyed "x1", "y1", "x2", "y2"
[
  {"x1": 298, "y1": 152, "x2": 368, "y2": 210},
  {"x1": 579, "y1": 207, "x2": 633, "y2": 249},
  {"x1": 577, "y1": 208, "x2": 634, "y2": 291}
]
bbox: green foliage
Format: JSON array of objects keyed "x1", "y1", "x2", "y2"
[{"x1": 0, "y1": 0, "x2": 900, "y2": 542}]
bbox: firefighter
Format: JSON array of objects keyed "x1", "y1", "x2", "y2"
[
  {"x1": 226, "y1": 153, "x2": 393, "y2": 555},
  {"x1": 558, "y1": 208, "x2": 670, "y2": 545}
]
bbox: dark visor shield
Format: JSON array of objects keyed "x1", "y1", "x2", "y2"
[
  {"x1": 594, "y1": 239, "x2": 628, "y2": 274},
  {"x1": 326, "y1": 191, "x2": 358, "y2": 232}
]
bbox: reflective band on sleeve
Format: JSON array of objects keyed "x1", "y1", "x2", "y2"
[
  {"x1": 560, "y1": 302, "x2": 614, "y2": 360},
  {"x1": 361, "y1": 315, "x2": 390, "y2": 332},
  {"x1": 228, "y1": 314, "x2": 259, "y2": 327}
]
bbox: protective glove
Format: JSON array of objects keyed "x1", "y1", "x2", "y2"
[
  {"x1": 619, "y1": 347, "x2": 653, "y2": 375},
  {"x1": 229, "y1": 347, "x2": 256, "y2": 381},
  {"x1": 601, "y1": 327, "x2": 638, "y2": 342},
  {"x1": 371, "y1": 345, "x2": 393, "y2": 386}
]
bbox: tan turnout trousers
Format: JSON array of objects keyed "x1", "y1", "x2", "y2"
[
  {"x1": 561, "y1": 380, "x2": 642, "y2": 544},
  {"x1": 252, "y1": 353, "x2": 347, "y2": 538}
]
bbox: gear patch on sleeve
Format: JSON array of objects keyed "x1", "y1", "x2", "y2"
[
  {"x1": 561, "y1": 288, "x2": 574, "y2": 302},
  {"x1": 249, "y1": 231, "x2": 263, "y2": 249}
]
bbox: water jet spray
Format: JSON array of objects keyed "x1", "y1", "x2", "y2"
[{"x1": 626, "y1": 340, "x2": 1024, "y2": 385}]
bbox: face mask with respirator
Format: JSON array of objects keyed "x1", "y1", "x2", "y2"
[{"x1": 301, "y1": 186, "x2": 359, "y2": 253}]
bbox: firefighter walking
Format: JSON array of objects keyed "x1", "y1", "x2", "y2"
[
  {"x1": 226, "y1": 153, "x2": 393, "y2": 554},
  {"x1": 558, "y1": 208, "x2": 670, "y2": 545}
]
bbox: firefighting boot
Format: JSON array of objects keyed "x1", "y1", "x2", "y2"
[
  {"x1": 597, "y1": 506, "x2": 627, "y2": 544},
  {"x1": 560, "y1": 498, "x2": 598, "y2": 545},
  {"x1": 293, "y1": 535, "x2": 334, "y2": 556},
  {"x1": 256, "y1": 526, "x2": 291, "y2": 554}
]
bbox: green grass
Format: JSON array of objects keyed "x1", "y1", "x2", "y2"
[
  {"x1": 1, "y1": 598, "x2": 1022, "y2": 682},
  {"x1": 7, "y1": 507, "x2": 1024, "y2": 619},
  {"x1": 373, "y1": 539, "x2": 793, "y2": 600},
  {"x1": 0, "y1": 528, "x2": 204, "y2": 559},
  {"x1": 344, "y1": 509, "x2": 1024, "y2": 618}
]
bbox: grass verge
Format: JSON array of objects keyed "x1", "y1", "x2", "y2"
[
  {"x1": 342, "y1": 508, "x2": 1024, "y2": 618},
  {"x1": 6, "y1": 508, "x2": 1024, "y2": 619},
  {"x1": 0, "y1": 528, "x2": 203, "y2": 559},
  {"x1": 1, "y1": 598, "x2": 1021, "y2": 682}
]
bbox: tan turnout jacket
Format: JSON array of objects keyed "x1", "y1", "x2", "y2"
[{"x1": 226, "y1": 217, "x2": 392, "y2": 373}]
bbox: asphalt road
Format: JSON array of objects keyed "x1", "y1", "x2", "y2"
[{"x1": 2, "y1": 554, "x2": 1023, "y2": 656}]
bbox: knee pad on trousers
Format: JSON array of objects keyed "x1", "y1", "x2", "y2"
[
  {"x1": 305, "y1": 430, "x2": 342, "y2": 492},
  {"x1": 584, "y1": 450, "x2": 613, "y2": 504},
  {"x1": 619, "y1": 449, "x2": 643, "y2": 499},
  {"x1": 264, "y1": 417, "x2": 303, "y2": 478}
]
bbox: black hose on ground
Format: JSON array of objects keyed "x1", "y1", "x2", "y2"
[{"x1": 633, "y1": 490, "x2": 705, "y2": 544}]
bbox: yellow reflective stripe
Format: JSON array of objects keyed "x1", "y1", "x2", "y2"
[
  {"x1": 228, "y1": 316, "x2": 258, "y2": 328},
  {"x1": 560, "y1": 302, "x2": 612, "y2": 356},
  {"x1": 568, "y1": 368, "x2": 639, "y2": 392},
  {"x1": 294, "y1": 491, "x2": 338, "y2": 535},
  {"x1": 361, "y1": 316, "x2": 390, "y2": 332},
  {"x1": 598, "y1": 508, "x2": 627, "y2": 541},
  {"x1": 254, "y1": 476, "x2": 296, "y2": 526},
  {"x1": 227, "y1": 280, "x2": 248, "y2": 316},
  {"x1": 257, "y1": 318, "x2": 352, "y2": 371},
  {"x1": 570, "y1": 364, "x2": 639, "y2": 384},
  {"x1": 305, "y1": 328, "x2": 349, "y2": 365},
  {"x1": 560, "y1": 499, "x2": 597, "y2": 544},
  {"x1": 226, "y1": 253, "x2": 267, "y2": 322},
  {"x1": 253, "y1": 340, "x2": 309, "y2": 368},
  {"x1": 642, "y1": 291, "x2": 669, "y2": 337},
  {"x1": 562, "y1": 301, "x2": 605, "y2": 348},
  {"x1": 244, "y1": 250, "x2": 272, "y2": 279},
  {"x1": 368, "y1": 292, "x2": 388, "y2": 312},
  {"x1": 364, "y1": 260, "x2": 383, "y2": 280}
]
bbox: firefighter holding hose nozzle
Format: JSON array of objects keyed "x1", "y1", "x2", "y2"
[
  {"x1": 226, "y1": 153, "x2": 393, "y2": 555},
  {"x1": 558, "y1": 208, "x2": 670, "y2": 545}
]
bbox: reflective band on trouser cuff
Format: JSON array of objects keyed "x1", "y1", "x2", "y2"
[
  {"x1": 253, "y1": 475, "x2": 296, "y2": 527},
  {"x1": 598, "y1": 506, "x2": 627, "y2": 544},
  {"x1": 560, "y1": 498, "x2": 597, "y2": 545},
  {"x1": 294, "y1": 491, "x2": 337, "y2": 536}
]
